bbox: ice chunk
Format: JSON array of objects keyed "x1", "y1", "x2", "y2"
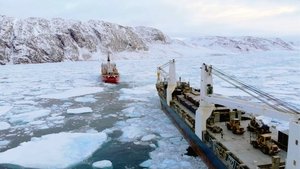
[
  {"x1": 0, "y1": 140, "x2": 10, "y2": 148},
  {"x1": 161, "y1": 159, "x2": 177, "y2": 167},
  {"x1": 39, "y1": 87, "x2": 103, "y2": 99},
  {"x1": 141, "y1": 134, "x2": 156, "y2": 141},
  {"x1": 0, "y1": 122, "x2": 11, "y2": 130},
  {"x1": 74, "y1": 96, "x2": 97, "y2": 103},
  {"x1": 28, "y1": 120, "x2": 45, "y2": 126},
  {"x1": 120, "y1": 88, "x2": 150, "y2": 95},
  {"x1": 116, "y1": 102, "x2": 206, "y2": 168},
  {"x1": 14, "y1": 100, "x2": 37, "y2": 105},
  {"x1": 92, "y1": 160, "x2": 113, "y2": 168},
  {"x1": 141, "y1": 137, "x2": 207, "y2": 169},
  {"x1": 0, "y1": 106, "x2": 12, "y2": 116},
  {"x1": 47, "y1": 115, "x2": 65, "y2": 121},
  {"x1": 120, "y1": 124, "x2": 144, "y2": 141},
  {"x1": 118, "y1": 95, "x2": 149, "y2": 102},
  {"x1": 122, "y1": 107, "x2": 135, "y2": 114},
  {"x1": 180, "y1": 161, "x2": 192, "y2": 168},
  {"x1": 121, "y1": 106, "x2": 142, "y2": 118},
  {"x1": 0, "y1": 132, "x2": 107, "y2": 168},
  {"x1": 118, "y1": 85, "x2": 153, "y2": 102},
  {"x1": 140, "y1": 159, "x2": 152, "y2": 167},
  {"x1": 67, "y1": 107, "x2": 93, "y2": 114},
  {"x1": 9, "y1": 109, "x2": 51, "y2": 124},
  {"x1": 149, "y1": 143, "x2": 156, "y2": 148},
  {"x1": 117, "y1": 119, "x2": 146, "y2": 142}
]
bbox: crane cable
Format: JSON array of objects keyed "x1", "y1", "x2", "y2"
[
  {"x1": 213, "y1": 68, "x2": 299, "y2": 114},
  {"x1": 211, "y1": 66, "x2": 300, "y2": 115}
]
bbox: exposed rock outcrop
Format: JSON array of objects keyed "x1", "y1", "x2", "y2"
[
  {"x1": 0, "y1": 15, "x2": 297, "y2": 65},
  {"x1": 0, "y1": 15, "x2": 167, "y2": 65}
]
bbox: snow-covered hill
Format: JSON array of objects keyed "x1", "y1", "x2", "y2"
[
  {"x1": 187, "y1": 36, "x2": 295, "y2": 53},
  {"x1": 0, "y1": 15, "x2": 168, "y2": 65},
  {"x1": 1, "y1": 15, "x2": 298, "y2": 65}
]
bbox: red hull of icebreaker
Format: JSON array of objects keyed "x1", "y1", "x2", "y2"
[{"x1": 102, "y1": 75, "x2": 119, "y2": 84}]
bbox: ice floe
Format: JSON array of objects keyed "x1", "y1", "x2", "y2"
[
  {"x1": 0, "y1": 140, "x2": 10, "y2": 148},
  {"x1": 67, "y1": 107, "x2": 93, "y2": 114},
  {"x1": 118, "y1": 85, "x2": 154, "y2": 102},
  {"x1": 39, "y1": 87, "x2": 103, "y2": 99},
  {"x1": 121, "y1": 106, "x2": 144, "y2": 118},
  {"x1": 141, "y1": 134, "x2": 157, "y2": 142},
  {"x1": 47, "y1": 115, "x2": 65, "y2": 121},
  {"x1": 0, "y1": 106, "x2": 12, "y2": 116},
  {"x1": 115, "y1": 102, "x2": 206, "y2": 168},
  {"x1": 0, "y1": 132, "x2": 108, "y2": 168},
  {"x1": 28, "y1": 120, "x2": 46, "y2": 126},
  {"x1": 74, "y1": 95, "x2": 97, "y2": 103},
  {"x1": 120, "y1": 88, "x2": 151, "y2": 95},
  {"x1": 0, "y1": 122, "x2": 11, "y2": 130},
  {"x1": 117, "y1": 118, "x2": 146, "y2": 142},
  {"x1": 140, "y1": 138, "x2": 207, "y2": 169},
  {"x1": 14, "y1": 100, "x2": 37, "y2": 105},
  {"x1": 9, "y1": 109, "x2": 51, "y2": 124},
  {"x1": 92, "y1": 160, "x2": 113, "y2": 168}
]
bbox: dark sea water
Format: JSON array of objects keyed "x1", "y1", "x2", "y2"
[{"x1": 0, "y1": 81, "x2": 157, "y2": 169}]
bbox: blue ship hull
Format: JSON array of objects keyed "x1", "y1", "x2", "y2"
[{"x1": 159, "y1": 97, "x2": 227, "y2": 169}]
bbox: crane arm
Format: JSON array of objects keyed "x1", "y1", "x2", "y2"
[
  {"x1": 199, "y1": 63, "x2": 299, "y2": 122},
  {"x1": 204, "y1": 94, "x2": 295, "y2": 122}
]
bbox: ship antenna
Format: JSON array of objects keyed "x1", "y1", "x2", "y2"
[{"x1": 107, "y1": 52, "x2": 110, "y2": 62}]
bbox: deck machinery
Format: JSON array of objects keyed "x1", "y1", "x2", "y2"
[{"x1": 156, "y1": 59, "x2": 300, "y2": 169}]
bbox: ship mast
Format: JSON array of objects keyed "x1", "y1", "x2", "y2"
[
  {"x1": 106, "y1": 52, "x2": 113, "y2": 73},
  {"x1": 107, "y1": 52, "x2": 110, "y2": 62},
  {"x1": 157, "y1": 59, "x2": 176, "y2": 106}
]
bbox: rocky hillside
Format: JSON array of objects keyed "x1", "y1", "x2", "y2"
[
  {"x1": 0, "y1": 15, "x2": 168, "y2": 65},
  {"x1": 188, "y1": 36, "x2": 295, "y2": 52},
  {"x1": 1, "y1": 15, "x2": 297, "y2": 65}
]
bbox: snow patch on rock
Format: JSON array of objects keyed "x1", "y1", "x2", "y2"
[{"x1": 0, "y1": 15, "x2": 168, "y2": 65}]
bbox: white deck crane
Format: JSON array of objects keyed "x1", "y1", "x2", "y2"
[{"x1": 157, "y1": 59, "x2": 176, "y2": 106}]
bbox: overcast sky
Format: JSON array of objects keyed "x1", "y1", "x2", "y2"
[{"x1": 1, "y1": 0, "x2": 299, "y2": 38}]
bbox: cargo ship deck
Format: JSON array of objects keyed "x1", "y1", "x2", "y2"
[
  {"x1": 207, "y1": 120, "x2": 287, "y2": 169},
  {"x1": 155, "y1": 60, "x2": 300, "y2": 169},
  {"x1": 157, "y1": 80, "x2": 288, "y2": 168}
]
